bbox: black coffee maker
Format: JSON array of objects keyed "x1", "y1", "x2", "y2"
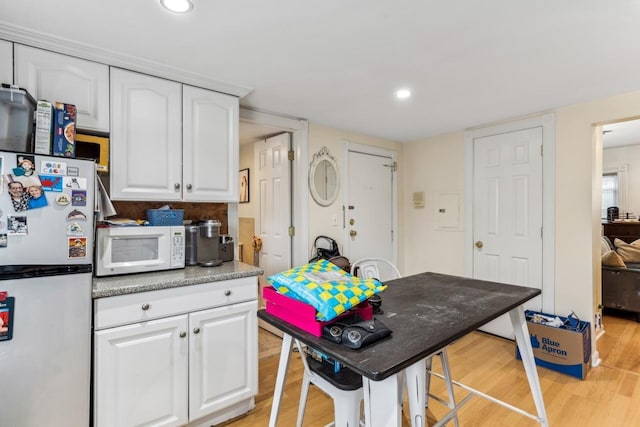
[{"x1": 607, "y1": 206, "x2": 619, "y2": 222}]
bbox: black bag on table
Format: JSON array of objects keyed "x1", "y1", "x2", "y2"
[
  {"x1": 309, "y1": 235, "x2": 341, "y2": 262},
  {"x1": 309, "y1": 236, "x2": 350, "y2": 272},
  {"x1": 322, "y1": 314, "x2": 392, "y2": 349}
]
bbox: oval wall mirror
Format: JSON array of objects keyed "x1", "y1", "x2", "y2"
[{"x1": 309, "y1": 146, "x2": 339, "y2": 206}]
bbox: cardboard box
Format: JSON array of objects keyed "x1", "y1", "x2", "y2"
[
  {"x1": 33, "y1": 100, "x2": 53, "y2": 154},
  {"x1": 263, "y1": 285, "x2": 373, "y2": 337},
  {"x1": 52, "y1": 102, "x2": 76, "y2": 157},
  {"x1": 516, "y1": 310, "x2": 591, "y2": 379}
]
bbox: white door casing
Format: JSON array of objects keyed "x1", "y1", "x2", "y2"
[
  {"x1": 473, "y1": 127, "x2": 543, "y2": 338},
  {"x1": 465, "y1": 114, "x2": 556, "y2": 339},
  {"x1": 254, "y1": 133, "x2": 292, "y2": 276},
  {"x1": 342, "y1": 142, "x2": 398, "y2": 268}
]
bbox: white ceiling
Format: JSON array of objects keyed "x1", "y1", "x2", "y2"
[
  {"x1": 3, "y1": 1, "x2": 640, "y2": 143},
  {"x1": 603, "y1": 120, "x2": 640, "y2": 149}
]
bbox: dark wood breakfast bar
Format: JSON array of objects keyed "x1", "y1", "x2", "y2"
[{"x1": 258, "y1": 271, "x2": 548, "y2": 427}]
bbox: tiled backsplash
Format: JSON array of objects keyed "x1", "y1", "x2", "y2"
[{"x1": 111, "y1": 201, "x2": 229, "y2": 233}]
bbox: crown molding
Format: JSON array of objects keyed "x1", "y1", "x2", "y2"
[{"x1": 0, "y1": 21, "x2": 254, "y2": 98}]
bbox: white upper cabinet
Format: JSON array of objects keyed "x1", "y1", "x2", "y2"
[
  {"x1": 14, "y1": 44, "x2": 109, "y2": 131},
  {"x1": 0, "y1": 40, "x2": 12, "y2": 84},
  {"x1": 110, "y1": 68, "x2": 183, "y2": 201},
  {"x1": 111, "y1": 68, "x2": 239, "y2": 202},
  {"x1": 183, "y1": 85, "x2": 239, "y2": 202}
]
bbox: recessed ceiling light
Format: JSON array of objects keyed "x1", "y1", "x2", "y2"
[
  {"x1": 160, "y1": 0, "x2": 193, "y2": 13},
  {"x1": 394, "y1": 89, "x2": 411, "y2": 100}
]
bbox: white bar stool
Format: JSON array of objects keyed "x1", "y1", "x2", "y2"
[
  {"x1": 295, "y1": 339, "x2": 364, "y2": 427},
  {"x1": 350, "y1": 258, "x2": 459, "y2": 427}
]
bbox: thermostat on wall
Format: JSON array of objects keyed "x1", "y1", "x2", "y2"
[{"x1": 413, "y1": 192, "x2": 425, "y2": 208}]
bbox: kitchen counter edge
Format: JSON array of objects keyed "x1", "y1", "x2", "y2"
[{"x1": 93, "y1": 262, "x2": 264, "y2": 298}]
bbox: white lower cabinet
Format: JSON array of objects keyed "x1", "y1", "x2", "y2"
[
  {"x1": 95, "y1": 315, "x2": 189, "y2": 427},
  {"x1": 188, "y1": 302, "x2": 258, "y2": 421},
  {"x1": 94, "y1": 279, "x2": 258, "y2": 427}
]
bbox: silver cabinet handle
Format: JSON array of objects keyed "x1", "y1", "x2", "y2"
[
  {"x1": 224, "y1": 290, "x2": 231, "y2": 296},
  {"x1": 179, "y1": 332, "x2": 187, "y2": 338},
  {"x1": 174, "y1": 183, "x2": 180, "y2": 190},
  {"x1": 141, "y1": 303, "x2": 150, "y2": 311},
  {"x1": 193, "y1": 327, "x2": 201, "y2": 334},
  {"x1": 186, "y1": 184, "x2": 192, "y2": 190}
]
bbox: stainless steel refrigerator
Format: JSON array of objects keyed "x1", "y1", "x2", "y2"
[{"x1": 0, "y1": 150, "x2": 95, "y2": 427}]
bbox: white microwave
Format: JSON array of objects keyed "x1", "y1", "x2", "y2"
[{"x1": 95, "y1": 226, "x2": 185, "y2": 276}]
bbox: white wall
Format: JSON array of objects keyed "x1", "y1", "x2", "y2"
[
  {"x1": 402, "y1": 131, "x2": 465, "y2": 276},
  {"x1": 402, "y1": 89, "x2": 640, "y2": 331},
  {"x1": 307, "y1": 123, "x2": 403, "y2": 258},
  {"x1": 238, "y1": 143, "x2": 255, "y2": 218}
]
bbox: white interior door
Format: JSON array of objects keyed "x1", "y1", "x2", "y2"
[
  {"x1": 473, "y1": 127, "x2": 543, "y2": 338},
  {"x1": 254, "y1": 133, "x2": 292, "y2": 276},
  {"x1": 343, "y1": 144, "x2": 397, "y2": 266}
]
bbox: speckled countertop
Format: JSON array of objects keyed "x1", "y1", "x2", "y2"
[{"x1": 92, "y1": 262, "x2": 263, "y2": 298}]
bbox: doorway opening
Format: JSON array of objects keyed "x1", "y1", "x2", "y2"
[
  {"x1": 236, "y1": 109, "x2": 308, "y2": 334},
  {"x1": 599, "y1": 118, "x2": 640, "y2": 330}
]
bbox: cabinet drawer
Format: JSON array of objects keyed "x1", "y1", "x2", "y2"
[{"x1": 94, "y1": 277, "x2": 257, "y2": 330}]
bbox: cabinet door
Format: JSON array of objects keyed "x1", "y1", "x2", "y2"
[
  {"x1": 94, "y1": 315, "x2": 189, "y2": 427},
  {"x1": 0, "y1": 40, "x2": 12, "y2": 84},
  {"x1": 14, "y1": 44, "x2": 109, "y2": 131},
  {"x1": 183, "y1": 85, "x2": 239, "y2": 202},
  {"x1": 188, "y1": 300, "x2": 258, "y2": 421},
  {"x1": 111, "y1": 68, "x2": 182, "y2": 201},
  {"x1": 618, "y1": 275, "x2": 640, "y2": 312},
  {"x1": 601, "y1": 269, "x2": 619, "y2": 309}
]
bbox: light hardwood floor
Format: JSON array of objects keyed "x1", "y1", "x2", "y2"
[{"x1": 221, "y1": 312, "x2": 640, "y2": 426}]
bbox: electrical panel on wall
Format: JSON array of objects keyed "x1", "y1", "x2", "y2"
[{"x1": 435, "y1": 192, "x2": 462, "y2": 231}]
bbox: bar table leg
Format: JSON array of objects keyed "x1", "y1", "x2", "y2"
[
  {"x1": 268, "y1": 333, "x2": 293, "y2": 427},
  {"x1": 509, "y1": 305, "x2": 549, "y2": 427},
  {"x1": 363, "y1": 373, "x2": 403, "y2": 427},
  {"x1": 405, "y1": 358, "x2": 427, "y2": 427}
]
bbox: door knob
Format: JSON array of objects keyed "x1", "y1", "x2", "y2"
[
  {"x1": 349, "y1": 219, "x2": 355, "y2": 225},
  {"x1": 174, "y1": 183, "x2": 180, "y2": 190},
  {"x1": 349, "y1": 230, "x2": 357, "y2": 237},
  {"x1": 193, "y1": 327, "x2": 201, "y2": 334},
  {"x1": 186, "y1": 184, "x2": 192, "y2": 190},
  {"x1": 475, "y1": 241, "x2": 483, "y2": 249}
]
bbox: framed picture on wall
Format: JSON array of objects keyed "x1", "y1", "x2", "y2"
[{"x1": 239, "y1": 168, "x2": 250, "y2": 203}]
